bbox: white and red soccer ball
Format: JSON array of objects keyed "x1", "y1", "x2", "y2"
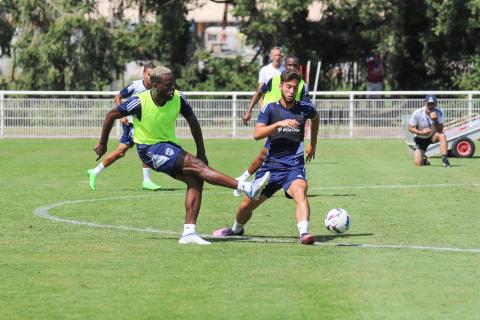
[{"x1": 324, "y1": 208, "x2": 351, "y2": 234}]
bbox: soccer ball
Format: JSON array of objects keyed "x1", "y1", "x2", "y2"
[{"x1": 324, "y1": 208, "x2": 351, "y2": 234}]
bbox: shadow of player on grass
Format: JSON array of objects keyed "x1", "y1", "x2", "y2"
[{"x1": 205, "y1": 232, "x2": 374, "y2": 244}]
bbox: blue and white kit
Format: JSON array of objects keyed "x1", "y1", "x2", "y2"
[
  {"x1": 117, "y1": 79, "x2": 148, "y2": 146},
  {"x1": 255, "y1": 100, "x2": 318, "y2": 198}
]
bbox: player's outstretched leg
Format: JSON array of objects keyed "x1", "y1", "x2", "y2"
[
  {"x1": 233, "y1": 147, "x2": 268, "y2": 197},
  {"x1": 182, "y1": 154, "x2": 270, "y2": 200}
]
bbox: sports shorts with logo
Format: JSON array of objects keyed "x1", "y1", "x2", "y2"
[
  {"x1": 137, "y1": 141, "x2": 187, "y2": 178},
  {"x1": 254, "y1": 163, "x2": 307, "y2": 199},
  {"x1": 120, "y1": 124, "x2": 135, "y2": 147},
  {"x1": 414, "y1": 136, "x2": 432, "y2": 152}
]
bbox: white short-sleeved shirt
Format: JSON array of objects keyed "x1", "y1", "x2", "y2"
[
  {"x1": 258, "y1": 63, "x2": 285, "y2": 85},
  {"x1": 409, "y1": 106, "x2": 444, "y2": 138}
]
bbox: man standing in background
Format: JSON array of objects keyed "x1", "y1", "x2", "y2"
[{"x1": 366, "y1": 52, "x2": 385, "y2": 99}]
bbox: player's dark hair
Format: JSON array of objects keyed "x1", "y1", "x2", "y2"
[
  {"x1": 285, "y1": 56, "x2": 299, "y2": 63},
  {"x1": 143, "y1": 62, "x2": 156, "y2": 71},
  {"x1": 280, "y1": 69, "x2": 301, "y2": 83}
]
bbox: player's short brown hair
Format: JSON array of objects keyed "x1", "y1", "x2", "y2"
[{"x1": 280, "y1": 69, "x2": 301, "y2": 83}]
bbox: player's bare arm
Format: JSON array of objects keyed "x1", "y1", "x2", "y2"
[
  {"x1": 114, "y1": 94, "x2": 122, "y2": 106},
  {"x1": 254, "y1": 119, "x2": 299, "y2": 140},
  {"x1": 243, "y1": 89, "x2": 264, "y2": 125},
  {"x1": 185, "y1": 113, "x2": 208, "y2": 165},
  {"x1": 94, "y1": 109, "x2": 123, "y2": 160},
  {"x1": 306, "y1": 113, "x2": 320, "y2": 162},
  {"x1": 114, "y1": 94, "x2": 130, "y2": 125}
]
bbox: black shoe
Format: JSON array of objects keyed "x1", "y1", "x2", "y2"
[
  {"x1": 423, "y1": 157, "x2": 430, "y2": 166},
  {"x1": 442, "y1": 158, "x2": 451, "y2": 167}
]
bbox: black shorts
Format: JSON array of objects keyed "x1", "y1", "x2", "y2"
[{"x1": 414, "y1": 136, "x2": 432, "y2": 152}]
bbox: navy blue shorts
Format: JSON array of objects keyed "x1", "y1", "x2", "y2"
[
  {"x1": 137, "y1": 142, "x2": 187, "y2": 178},
  {"x1": 254, "y1": 164, "x2": 307, "y2": 199},
  {"x1": 120, "y1": 124, "x2": 134, "y2": 147}
]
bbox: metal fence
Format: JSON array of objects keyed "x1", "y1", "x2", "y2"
[{"x1": 1, "y1": 90, "x2": 479, "y2": 139}]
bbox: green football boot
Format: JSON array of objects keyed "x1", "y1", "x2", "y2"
[
  {"x1": 142, "y1": 180, "x2": 162, "y2": 191},
  {"x1": 87, "y1": 169, "x2": 97, "y2": 191}
]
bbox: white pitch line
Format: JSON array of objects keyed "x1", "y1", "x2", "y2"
[
  {"x1": 310, "y1": 183, "x2": 480, "y2": 191},
  {"x1": 33, "y1": 193, "x2": 480, "y2": 254}
]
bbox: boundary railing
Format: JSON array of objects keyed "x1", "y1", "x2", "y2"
[{"x1": 0, "y1": 90, "x2": 479, "y2": 139}]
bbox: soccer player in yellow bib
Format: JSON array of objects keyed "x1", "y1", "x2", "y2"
[
  {"x1": 87, "y1": 63, "x2": 162, "y2": 191},
  {"x1": 232, "y1": 56, "x2": 310, "y2": 196},
  {"x1": 93, "y1": 66, "x2": 270, "y2": 245}
]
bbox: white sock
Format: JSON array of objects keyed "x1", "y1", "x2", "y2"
[
  {"x1": 143, "y1": 168, "x2": 151, "y2": 182},
  {"x1": 297, "y1": 220, "x2": 309, "y2": 236},
  {"x1": 237, "y1": 180, "x2": 251, "y2": 194},
  {"x1": 237, "y1": 170, "x2": 252, "y2": 181},
  {"x1": 92, "y1": 163, "x2": 105, "y2": 176},
  {"x1": 232, "y1": 221, "x2": 244, "y2": 233},
  {"x1": 182, "y1": 224, "x2": 196, "y2": 237}
]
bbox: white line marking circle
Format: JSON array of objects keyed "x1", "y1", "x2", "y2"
[{"x1": 33, "y1": 184, "x2": 480, "y2": 253}]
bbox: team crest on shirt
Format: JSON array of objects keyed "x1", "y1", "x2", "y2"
[{"x1": 165, "y1": 148, "x2": 174, "y2": 156}]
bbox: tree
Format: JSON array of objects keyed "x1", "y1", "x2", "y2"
[
  {"x1": 7, "y1": 1, "x2": 123, "y2": 90},
  {"x1": 231, "y1": 0, "x2": 313, "y2": 63},
  {"x1": 111, "y1": 0, "x2": 193, "y2": 75},
  {"x1": 176, "y1": 51, "x2": 257, "y2": 91},
  {"x1": 317, "y1": 0, "x2": 480, "y2": 90},
  {"x1": 136, "y1": 0, "x2": 192, "y2": 75},
  {"x1": 0, "y1": 0, "x2": 17, "y2": 57},
  {"x1": 8, "y1": 0, "x2": 194, "y2": 89}
]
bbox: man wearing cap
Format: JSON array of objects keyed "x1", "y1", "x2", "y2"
[{"x1": 408, "y1": 95, "x2": 451, "y2": 167}]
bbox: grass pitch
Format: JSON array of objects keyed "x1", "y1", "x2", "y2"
[{"x1": 1, "y1": 138, "x2": 479, "y2": 319}]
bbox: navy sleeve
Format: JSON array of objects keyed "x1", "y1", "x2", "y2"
[
  {"x1": 304, "y1": 103, "x2": 318, "y2": 119},
  {"x1": 119, "y1": 83, "x2": 135, "y2": 99},
  {"x1": 261, "y1": 79, "x2": 273, "y2": 94},
  {"x1": 301, "y1": 84, "x2": 311, "y2": 103},
  {"x1": 257, "y1": 104, "x2": 273, "y2": 125},
  {"x1": 179, "y1": 92, "x2": 194, "y2": 118},
  {"x1": 117, "y1": 96, "x2": 141, "y2": 117}
]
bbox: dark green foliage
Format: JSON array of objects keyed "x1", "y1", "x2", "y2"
[
  {"x1": 1, "y1": 0, "x2": 480, "y2": 90},
  {"x1": 318, "y1": 0, "x2": 480, "y2": 90},
  {"x1": 5, "y1": 0, "x2": 193, "y2": 90},
  {"x1": 14, "y1": 15, "x2": 118, "y2": 90},
  {"x1": 176, "y1": 51, "x2": 258, "y2": 91},
  {"x1": 231, "y1": 0, "x2": 314, "y2": 63}
]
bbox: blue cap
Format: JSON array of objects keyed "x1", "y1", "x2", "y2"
[{"x1": 424, "y1": 95, "x2": 437, "y2": 103}]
